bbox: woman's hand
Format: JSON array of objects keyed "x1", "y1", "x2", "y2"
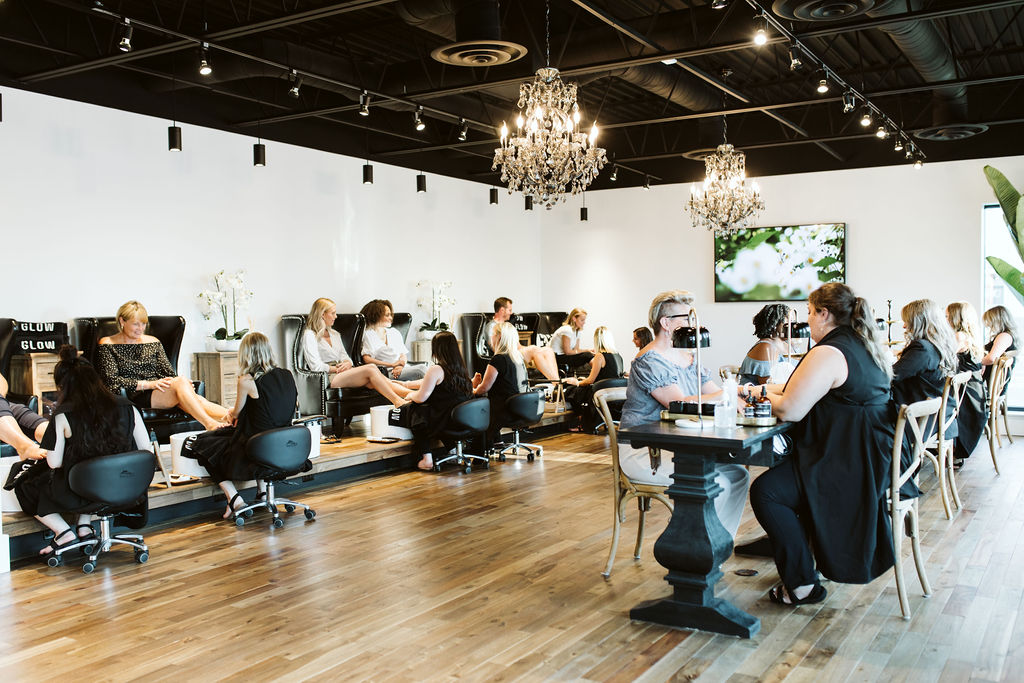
[
  {"x1": 336, "y1": 361, "x2": 353, "y2": 373},
  {"x1": 392, "y1": 365, "x2": 404, "y2": 379},
  {"x1": 472, "y1": 372, "x2": 482, "y2": 388},
  {"x1": 145, "y1": 377, "x2": 173, "y2": 392},
  {"x1": 564, "y1": 377, "x2": 580, "y2": 386}
]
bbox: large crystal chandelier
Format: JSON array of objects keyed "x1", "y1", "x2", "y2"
[
  {"x1": 492, "y1": 2, "x2": 606, "y2": 209},
  {"x1": 686, "y1": 70, "x2": 764, "y2": 234},
  {"x1": 686, "y1": 143, "x2": 764, "y2": 234}
]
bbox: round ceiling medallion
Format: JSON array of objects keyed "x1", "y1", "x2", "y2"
[
  {"x1": 431, "y1": 40, "x2": 527, "y2": 67},
  {"x1": 771, "y1": 0, "x2": 896, "y2": 21},
  {"x1": 914, "y1": 124, "x2": 989, "y2": 142}
]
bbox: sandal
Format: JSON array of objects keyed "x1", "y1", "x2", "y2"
[
  {"x1": 224, "y1": 492, "x2": 248, "y2": 520},
  {"x1": 768, "y1": 584, "x2": 827, "y2": 606},
  {"x1": 39, "y1": 528, "x2": 77, "y2": 556},
  {"x1": 76, "y1": 523, "x2": 97, "y2": 541}
]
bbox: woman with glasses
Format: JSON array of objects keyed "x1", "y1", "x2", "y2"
[{"x1": 619, "y1": 290, "x2": 748, "y2": 539}]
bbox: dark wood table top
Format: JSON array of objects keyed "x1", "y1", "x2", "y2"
[{"x1": 619, "y1": 419, "x2": 792, "y2": 467}]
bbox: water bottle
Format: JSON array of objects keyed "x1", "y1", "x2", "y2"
[{"x1": 715, "y1": 373, "x2": 738, "y2": 428}]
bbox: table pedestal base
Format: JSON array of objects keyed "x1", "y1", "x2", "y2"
[{"x1": 631, "y1": 595, "x2": 759, "y2": 638}]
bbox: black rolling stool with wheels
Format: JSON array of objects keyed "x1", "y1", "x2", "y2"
[
  {"x1": 493, "y1": 390, "x2": 546, "y2": 462},
  {"x1": 433, "y1": 398, "x2": 490, "y2": 474},
  {"x1": 232, "y1": 424, "x2": 316, "y2": 528},
  {"x1": 50, "y1": 449, "x2": 154, "y2": 573}
]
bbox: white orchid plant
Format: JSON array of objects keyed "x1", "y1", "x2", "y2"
[
  {"x1": 198, "y1": 270, "x2": 253, "y2": 340},
  {"x1": 416, "y1": 280, "x2": 456, "y2": 331}
]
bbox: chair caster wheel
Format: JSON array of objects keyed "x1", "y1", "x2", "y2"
[
  {"x1": 235, "y1": 516, "x2": 246, "y2": 527},
  {"x1": 483, "y1": 461, "x2": 489, "y2": 469},
  {"x1": 135, "y1": 551, "x2": 149, "y2": 564},
  {"x1": 464, "y1": 465, "x2": 472, "y2": 474},
  {"x1": 272, "y1": 518, "x2": 284, "y2": 529},
  {"x1": 527, "y1": 453, "x2": 535, "y2": 462},
  {"x1": 498, "y1": 454, "x2": 506, "y2": 462},
  {"x1": 304, "y1": 509, "x2": 316, "y2": 520},
  {"x1": 244, "y1": 509, "x2": 254, "y2": 519},
  {"x1": 47, "y1": 555, "x2": 62, "y2": 568},
  {"x1": 82, "y1": 544, "x2": 96, "y2": 556},
  {"x1": 433, "y1": 464, "x2": 441, "y2": 472},
  {"x1": 285, "y1": 504, "x2": 295, "y2": 513},
  {"x1": 82, "y1": 562, "x2": 95, "y2": 574}
]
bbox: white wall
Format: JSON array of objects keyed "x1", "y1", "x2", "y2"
[
  {"x1": 0, "y1": 88, "x2": 542, "y2": 375},
  {"x1": 537, "y1": 154, "x2": 1024, "y2": 372}
]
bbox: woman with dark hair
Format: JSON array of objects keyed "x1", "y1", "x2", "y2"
[
  {"x1": 185, "y1": 332, "x2": 299, "y2": 519},
  {"x1": 749, "y1": 283, "x2": 896, "y2": 606},
  {"x1": 738, "y1": 303, "x2": 792, "y2": 385},
  {"x1": 360, "y1": 299, "x2": 425, "y2": 382},
  {"x1": 402, "y1": 331, "x2": 473, "y2": 471},
  {"x1": 632, "y1": 327, "x2": 653, "y2": 350},
  {"x1": 15, "y1": 345, "x2": 150, "y2": 557}
]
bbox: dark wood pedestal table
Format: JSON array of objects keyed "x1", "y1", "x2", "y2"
[{"x1": 617, "y1": 419, "x2": 791, "y2": 638}]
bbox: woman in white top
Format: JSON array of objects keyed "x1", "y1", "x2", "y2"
[
  {"x1": 359, "y1": 299, "x2": 425, "y2": 382},
  {"x1": 548, "y1": 308, "x2": 594, "y2": 371},
  {"x1": 301, "y1": 298, "x2": 410, "y2": 407}
]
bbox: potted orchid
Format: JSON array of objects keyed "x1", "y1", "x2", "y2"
[
  {"x1": 416, "y1": 280, "x2": 456, "y2": 340},
  {"x1": 198, "y1": 269, "x2": 253, "y2": 351}
]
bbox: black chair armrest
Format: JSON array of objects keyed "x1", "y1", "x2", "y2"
[{"x1": 5, "y1": 392, "x2": 35, "y2": 409}]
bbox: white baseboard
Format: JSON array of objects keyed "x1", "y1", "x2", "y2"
[
  {"x1": 0, "y1": 534, "x2": 9, "y2": 573},
  {"x1": 1004, "y1": 412, "x2": 1024, "y2": 436}
]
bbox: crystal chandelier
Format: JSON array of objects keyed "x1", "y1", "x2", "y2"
[
  {"x1": 686, "y1": 70, "x2": 764, "y2": 234},
  {"x1": 492, "y1": 2, "x2": 606, "y2": 209},
  {"x1": 686, "y1": 143, "x2": 764, "y2": 234}
]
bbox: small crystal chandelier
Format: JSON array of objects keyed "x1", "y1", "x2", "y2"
[
  {"x1": 686, "y1": 71, "x2": 764, "y2": 234},
  {"x1": 492, "y1": 1, "x2": 606, "y2": 209}
]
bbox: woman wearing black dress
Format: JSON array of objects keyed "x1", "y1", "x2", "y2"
[
  {"x1": 981, "y1": 305, "x2": 1018, "y2": 388},
  {"x1": 403, "y1": 332, "x2": 472, "y2": 471},
  {"x1": 565, "y1": 326, "x2": 625, "y2": 431},
  {"x1": 892, "y1": 299, "x2": 959, "y2": 440},
  {"x1": 947, "y1": 302, "x2": 986, "y2": 461},
  {"x1": 472, "y1": 321, "x2": 528, "y2": 450},
  {"x1": 185, "y1": 332, "x2": 298, "y2": 519},
  {"x1": 749, "y1": 283, "x2": 896, "y2": 605},
  {"x1": 15, "y1": 345, "x2": 150, "y2": 557}
]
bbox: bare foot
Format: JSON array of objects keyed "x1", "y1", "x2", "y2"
[
  {"x1": 417, "y1": 455, "x2": 434, "y2": 471},
  {"x1": 17, "y1": 443, "x2": 46, "y2": 461}
]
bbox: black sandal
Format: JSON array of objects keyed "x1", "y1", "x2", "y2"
[
  {"x1": 768, "y1": 584, "x2": 827, "y2": 606},
  {"x1": 39, "y1": 528, "x2": 77, "y2": 557},
  {"x1": 224, "y1": 492, "x2": 249, "y2": 520},
  {"x1": 76, "y1": 523, "x2": 96, "y2": 541}
]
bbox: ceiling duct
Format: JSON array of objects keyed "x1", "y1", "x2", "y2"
[
  {"x1": 772, "y1": 0, "x2": 976, "y2": 140},
  {"x1": 398, "y1": 0, "x2": 527, "y2": 66}
]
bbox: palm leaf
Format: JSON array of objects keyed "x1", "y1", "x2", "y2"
[
  {"x1": 984, "y1": 166, "x2": 1022, "y2": 247},
  {"x1": 986, "y1": 256, "x2": 1024, "y2": 306}
]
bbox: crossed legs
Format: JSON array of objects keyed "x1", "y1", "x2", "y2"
[
  {"x1": 329, "y1": 365, "x2": 410, "y2": 406},
  {"x1": 149, "y1": 376, "x2": 230, "y2": 429}
]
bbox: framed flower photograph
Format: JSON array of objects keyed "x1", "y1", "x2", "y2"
[{"x1": 714, "y1": 223, "x2": 846, "y2": 302}]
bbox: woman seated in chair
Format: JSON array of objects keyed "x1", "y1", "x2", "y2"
[
  {"x1": 472, "y1": 321, "x2": 528, "y2": 450},
  {"x1": 565, "y1": 326, "x2": 625, "y2": 432},
  {"x1": 359, "y1": 299, "x2": 425, "y2": 382},
  {"x1": 749, "y1": 283, "x2": 897, "y2": 606},
  {"x1": 14, "y1": 345, "x2": 150, "y2": 558},
  {"x1": 981, "y1": 305, "x2": 1018, "y2": 387},
  {"x1": 0, "y1": 371, "x2": 48, "y2": 460},
  {"x1": 97, "y1": 300, "x2": 230, "y2": 430},
  {"x1": 185, "y1": 332, "x2": 298, "y2": 519},
  {"x1": 947, "y1": 302, "x2": 986, "y2": 462},
  {"x1": 892, "y1": 299, "x2": 958, "y2": 438},
  {"x1": 301, "y1": 298, "x2": 410, "y2": 407},
  {"x1": 738, "y1": 303, "x2": 793, "y2": 385},
  {"x1": 619, "y1": 290, "x2": 747, "y2": 537},
  {"x1": 548, "y1": 308, "x2": 594, "y2": 372},
  {"x1": 402, "y1": 331, "x2": 472, "y2": 471}
]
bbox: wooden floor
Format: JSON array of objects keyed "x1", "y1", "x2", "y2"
[{"x1": 1, "y1": 431, "x2": 1023, "y2": 682}]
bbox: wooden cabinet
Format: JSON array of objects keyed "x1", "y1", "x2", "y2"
[
  {"x1": 192, "y1": 352, "x2": 239, "y2": 407},
  {"x1": 9, "y1": 353, "x2": 60, "y2": 414}
]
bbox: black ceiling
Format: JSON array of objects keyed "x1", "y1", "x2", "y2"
[{"x1": 2, "y1": 0, "x2": 1023, "y2": 189}]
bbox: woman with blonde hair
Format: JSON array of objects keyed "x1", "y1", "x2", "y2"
[
  {"x1": 300, "y1": 297, "x2": 410, "y2": 407},
  {"x1": 97, "y1": 300, "x2": 230, "y2": 430},
  {"x1": 982, "y1": 305, "x2": 1018, "y2": 387},
  {"x1": 892, "y1": 299, "x2": 958, "y2": 408},
  {"x1": 473, "y1": 321, "x2": 529, "y2": 449},
  {"x1": 548, "y1": 308, "x2": 594, "y2": 371},
  {"x1": 947, "y1": 302, "x2": 986, "y2": 462},
  {"x1": 565, "y1": 326, "x2": 625, "y2": 431},
  {"x1": 185, "y1": 332, "x2": 300, "y2": 520}
]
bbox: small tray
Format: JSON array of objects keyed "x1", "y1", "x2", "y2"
[
  {"x1": 661, "y1": 411, "x2": 715, "y2": 422},
  {"x1": 736, "y1": 416, "x2": 778, "y2": 427},
  {"x1": 366, "y1": 436, "x2": 402, "y2": 444}
]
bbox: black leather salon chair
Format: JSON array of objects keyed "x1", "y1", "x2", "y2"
[
  {"x1": 49, "y1": 449, "x2": 153, "y2": 573},
  {"x1": 493, "y1": 390, "x2": 546, "y2": 462},
  {"x1": 232, "y1": 424, "x2": 316, "y2": 528},
  {"x1": 433, "y1": 398, "x2": 490, "y2": 473},
  {"x1": 74, "y1": 316, "x2": 204, "y2": 443}
]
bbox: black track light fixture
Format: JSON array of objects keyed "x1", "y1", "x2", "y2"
[
  {"x1": 168, "y1": 124, "x2": 182, "y2": 152},
  {"x1": 198, "y1": 42, "x2": 212, "y2": 76},
  {"x1": 815, "y1": 68, "x2": 829, "y2": 94},
  {"x1": 875, "y1": 123, "x2": 889, "y2": 139},
  {"x1": 610, "y1": 165, "x2": 618, "y2": 182},
  {"x1": 118, "y1": 19, "x2": 133, "y2": 52},
  {"x1": 416, "y1": 172, "x2": 427, "y2": 193},
  {"x1": 363, "y1": 162, "x2": 374, "y2": 185},
  {"x1": 253, "y1": 141, "x2": 266, "y2": 167},
  {"x1": 287, "y1": 70, "x2": 302, "y2": 99},
  {"x1": 359, "y1": 91, "x2": 371, "y2": 116},
  {"x1": 489, "y1": 187, "x2": 499, "y2": 205},
  {"x1": 711, "y1": 0, "x2": 728, "y2": 8},
  {"x1": 788, "y1": 44, "x2": 802, "y2": 71},
  {"x1": 457, "y1": 118, "x2": 469, "y2": 142},
  {"x1": 643, "y1": 175, "x2": 651, "y2": 191},
  {"x1": 914, "y1": 155, "x2": 924, "y2": 170},
  {"x1": 413, "y1": 106, "x2": 425, "y2": 132},
  {"x1": 859, "y1": 105, "x2": 873, "y2": 127},
  {"x1": 580, "y1": 194, "x2": 588, "y2": 222},
  {"x1": 893, "y1": 136, "x2": 905, "y2": 152},
  {"x1": 525, "y1": 196, "x2": 534, "y2": 211},
  {"x1": 842, "y1": 91, "x2": 856, "y2": 114},
  {"x1": 753, "y1": 14, "x2": 768, "y2": 46}
]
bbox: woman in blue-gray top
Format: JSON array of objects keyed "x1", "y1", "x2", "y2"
[{"x1": 620, "y1": 289, "x2": 750, "y2": 538}]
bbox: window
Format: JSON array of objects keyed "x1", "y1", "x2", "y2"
[{"x1": 983, "y1": 203, "x2": 1024, "y2": 409}]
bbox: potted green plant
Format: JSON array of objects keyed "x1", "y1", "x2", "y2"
[
  {"x1": 197, "y1": 270, "x2": 253, "y2": 351},
  {"x1": 985, "y1": 166, "x2": 1024, "y2": 304}
]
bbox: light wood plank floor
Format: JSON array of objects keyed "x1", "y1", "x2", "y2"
[{"x1": 1, "y1": 432, "x2": 1022, "y2": 682}]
